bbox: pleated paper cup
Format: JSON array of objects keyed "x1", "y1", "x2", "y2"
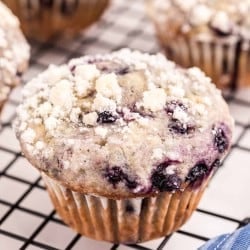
[
  {"x1": 42, "y1": 171, "x2": 213, "y2": 243},
  {"x1": 160, "y1": 36, "x2": 250, "y2": 89},
  {"x1": 2, "y1": 0, "x2": 110, "y2": 41}
]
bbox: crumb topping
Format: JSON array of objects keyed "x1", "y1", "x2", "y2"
[
  {"x1": 14, "y1": 49, "x2": 233, "y2": 197},
  {"x1": 141, "y1": 88, "x2": 167, "y2": 112},
  {"x1": 150, "y1": 0, "x2": 250, "y2": 41},
  {"x1": 0, "y1": 2, "x2": 30, "y2": 102}
]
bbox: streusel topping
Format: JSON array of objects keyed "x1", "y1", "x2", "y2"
[
  {"x1": 14, "y1": 49, "x2": 233, "y2": 198},
  {"x1": 150, "y1": 0, "x2": 250, "y2": 41}
]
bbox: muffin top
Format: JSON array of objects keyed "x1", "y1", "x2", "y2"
[
  {"x1": 0, "y1": 2, "x2": 30, "y2": 103},
  {"x1": 149, "y1": 0, "x2": 250, "y2": 42},
  {"x1": 14, "y1": 49, "x2": 234, "y2": 198}
]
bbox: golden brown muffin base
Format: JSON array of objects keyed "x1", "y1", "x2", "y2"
[
  {"x1": 3, "y1": 0, "x2": 110, "y2": 41},
  {"x1": 160, "y1": 36, "x2": 250, "y2": 89},
  {"x1": 42, "y1": 172, "x2": 213, "y2": 243}
]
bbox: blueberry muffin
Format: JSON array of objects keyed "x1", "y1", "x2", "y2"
[
  {"x1": 148, "y1": 0, "x2": 250, "y2": 89},
  {"x1": 2, "y1": 0, "x2": 110, "y2": 41},
  {"x1": 0, "y1": 2, "x2": 30, "y2": 114},
  {"x1": 14, "y1": 49, "x2": 234, "y2": 243}
]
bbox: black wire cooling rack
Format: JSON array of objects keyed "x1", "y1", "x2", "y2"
[{"x1": 0, "y1": 1, "x2": 250, "y2": 249}]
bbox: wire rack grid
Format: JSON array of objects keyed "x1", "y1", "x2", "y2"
[{"x1": 0, "y1": 0, "x2": 250, "y2": 249}]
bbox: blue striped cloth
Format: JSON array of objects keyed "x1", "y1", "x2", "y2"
[{"x1": 199, "y1": 224, "x2": 250, "y2": 250}]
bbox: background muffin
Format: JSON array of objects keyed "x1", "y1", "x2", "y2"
[
  {"x1": 14, "y1": 49, "x2": 233, "y2": 243},
  {"x1": 0, "y1": 2, "x2": 30, "y2": 114},
  {"x1": 147, "y1": 0, "x2": 250, "y2": 89},
  {"x1": 2, "y1": 0, "x2": 110, "y2": 41}
]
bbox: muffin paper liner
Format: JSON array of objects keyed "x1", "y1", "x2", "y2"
[
  {"x1": 42, "y1": 172, "x2": 212, "y2": 243},
  {"x1": 2, "y1": 0, "x2": 110, "y2": 41},
  {"x1": 160, "y1": 36, "x2": 250, "y2": 89}
]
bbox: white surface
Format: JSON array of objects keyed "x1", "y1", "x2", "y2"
[
  {"x1": 7, "y1": 157, "x2": 40, "y2": 182},
  {"x1": 0, "y1": 177, "x2": 29, "y2": 203},
  {"x1": 199, "y1": 149, "x2": 250, "y2": 220},
  {"x1": 34, "y1": 222, "x2": 76, "y2": 249},
  {"x1": 1, "y1": 210, "x2": 43, "y2": 238}
]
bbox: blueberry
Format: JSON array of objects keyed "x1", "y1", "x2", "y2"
[
  {"x1": 116, "y1": 66, "x2": 130, "y2": 75},
  {"x1": 104, "y1": 166, "x2": 124, "y2": 187},
  {"x1": 211, "y1": 159, "x2": 221, "y2": 169},
  {"x1": 213, "y1": 126, "x2": 229, "y2": 153},
  {"x1": 165, "y1": 100, "x2": 187, "y2": 116},
  {"x1": 104, "y1": 166, "x2": 138, "y2": 190},
  {"x1": 163, "y1": 175, "x2": 182, "y2": 191},
  {"x1": 186, "y1": 162, "x2": 208, "y2": 183},
  {"x1": 168, "y1": 119, "x2": 195, "y2": 135},
  {"x1": 152, "y1": 172, "x2": 181, "y2": 192},
  {"x1": 166, "y1": 101, "x2": 194, "y2": 135},
  {"x1": 151, "y1": 162, "x2": 182, "y2": 192},
  {"x1": 154, "y1": 162, "x2": 169, "y2": 173},
  {"x1": 124, "y1": 177, "x2": 138, "y2": 190},
  {"x1": 97, "y1": 111, "x2": 117, "y2": 123},
  {"x1": 90, "y1": 60, "x2": 130, "y2": 75}
]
